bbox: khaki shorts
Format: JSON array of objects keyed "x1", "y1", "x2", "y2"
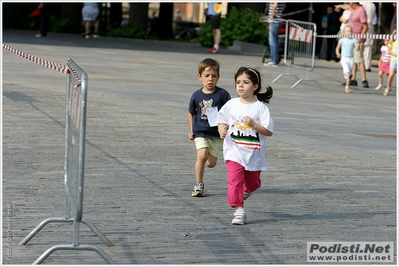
[
  {"x1": 194, "y1": 137, "x2": 223, "y2": 158},
  {"x1": 354, "y1": 42, "x2": 364, "y2": 63}
]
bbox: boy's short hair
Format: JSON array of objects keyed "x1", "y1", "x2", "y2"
[{"x1": 198, "y1": 58, "x2": 220, "y2": 75}]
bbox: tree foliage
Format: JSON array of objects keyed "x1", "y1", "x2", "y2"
[{"x1": 195, "y1": 7, "x2": 268, "y2": 47}]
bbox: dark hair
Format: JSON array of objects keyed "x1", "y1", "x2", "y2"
[
  {"x1": 198, "y1": 58, "x2": 220, "y2": 75},
  {"x1": 234, "y1": 67, "x2": 273, "y2": 103}
]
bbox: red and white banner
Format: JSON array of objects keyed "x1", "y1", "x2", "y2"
[{"x1": 289, "y1": 27, "x2": 312, "y2": 43}]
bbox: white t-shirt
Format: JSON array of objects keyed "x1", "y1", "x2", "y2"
[
  {"x1": 217, "y1": 98, "x2": 274, "y2": 171},
  {"x1": 340, "y1": 10, "x2": 352, "y2": 33},
  {"x1": 380, "y1": 45, "x2": 391, "y2": 62}
]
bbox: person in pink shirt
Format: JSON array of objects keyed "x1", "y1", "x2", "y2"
[{"x1": 335, "y1": 2, "x2": 369, "y2": 88}]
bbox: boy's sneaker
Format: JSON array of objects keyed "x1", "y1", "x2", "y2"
[
  {"x1": 93, "y1": 33, "x2": 99, "y2": 38},
  {"x1": 243, "y1": 192, "x2": 251, "y2": 200},
  {"x1": 232, "y1": 211, "x2": 247, "y2": 225},
  {"x1": 192, "y1": 182, "x2": 205, "y2": 197}
]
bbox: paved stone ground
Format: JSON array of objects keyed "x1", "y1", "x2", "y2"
[{"x1": 2, "y1": 29, "x2": 397, "y2": 265}]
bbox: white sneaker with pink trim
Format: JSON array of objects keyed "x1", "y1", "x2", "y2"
[{"x1": 232, "y1": 211, "x2": 246, "y2": 225}]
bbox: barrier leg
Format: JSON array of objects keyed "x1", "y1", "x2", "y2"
[
  {"x1": 19, "y1": 217, "x2": 73, "y2": 245},
  {"x1": 292, "y1": 78, "x2": 321, "y2": 88},
  {"x1": 272, "y1": 73, "x2": 300, "y2": 84},
  {"x1": 291, "y1": 70, "x2": 323, "y2": 89},
  {"x1": 32, "y1": 244, "x2": 116, "y2": 265},
  {"x1": 81, "y1": 218, "x2": 114, "y2": 246},
  {"x1": 20, "y1": 217, "x2": 113, "y2": 247},
  {"x1": 272, "y1": 65, "x2": 299, "y2": 84}
]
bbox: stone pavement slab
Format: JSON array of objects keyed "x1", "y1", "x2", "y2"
[{"x1": 2, "y1": 29, "x2": 397, "y2": 265}]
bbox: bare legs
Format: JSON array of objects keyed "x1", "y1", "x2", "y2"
[
  {"x1": 195, "y1": 148, "x2": 217, "y2": 183},
  {"x1": 83, "y1": 21, "x2": 99, "y2": 36},
  {"x1": 384, "y1": 67, "x2": 397, "y2": 96}
]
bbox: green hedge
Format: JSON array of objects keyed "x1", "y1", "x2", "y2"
[{"x1": 195, "y1": 6, "x2": 268, "y2": 47}]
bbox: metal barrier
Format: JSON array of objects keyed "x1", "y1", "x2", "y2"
[
  {"x1": 19, "y1": 59, "x2": 115, "y2": 265},
  {"x1": 272, "y1": 19, "x2": 321, "y2": 89}
]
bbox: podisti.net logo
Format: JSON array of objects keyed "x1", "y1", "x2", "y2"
[{"x1": 307, "y1": 242, "x2": 394, "y2": 263}]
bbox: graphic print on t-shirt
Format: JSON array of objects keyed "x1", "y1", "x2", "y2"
[
  {"x1": 199, "y1": 99, "x2": 213, "y2": 120},
  {"x1": 230, "y1": 117, "x2": 260, "y2": 151}
]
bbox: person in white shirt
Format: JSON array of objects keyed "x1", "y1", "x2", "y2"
[
  {"x1": 359, "y1": 2, "x2": 376, "y2": 72},
  {"x1": 217, "y1": 67, "x2": 274, "y2": 225}
]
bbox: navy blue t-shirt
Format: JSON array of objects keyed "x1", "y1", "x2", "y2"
[{"x1": 188, "y1": 86, "x2": 231, "y2": 138}]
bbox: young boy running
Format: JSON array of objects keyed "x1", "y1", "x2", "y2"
[{"x1": 187, "y1": 58, "x2": 231, "y2": 197}]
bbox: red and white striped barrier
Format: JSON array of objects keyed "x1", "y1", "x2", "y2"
[
  {"x1": 288, "y1": 21, "x2": 397, "y2": 41},
  {"x1": 3, "y1": 43, "x2": 81, "y2": 87},
  {"x1": 66, "y1": 59, "x2": 81, "y2": 87},
  {"x1": 317, "y1": 33, "x2": 397, "y2": 40},
  {"x1": 3, "y1": 43, "x2": 70, "y2": 74}
]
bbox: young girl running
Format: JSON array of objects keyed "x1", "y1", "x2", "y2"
[
  {"x1": 217, "y1": 67, "x2": 274, "y2": 225},
  {"x1": 375, "y1": 38, "x2": 391, "y2": 90},
  {"x1": 384, "y1": 30, "x2": 397, "y2": 96},
  {"x1": 335, "y1": 25, "x2": 359, "y2": 93}
]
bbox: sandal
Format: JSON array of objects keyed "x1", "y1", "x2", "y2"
[
  {"x1": 345, "y1": 86, "x2": 351, "y2": 93},
  {"x1": 383, "y1": 88, "x2": 391, "y2": 96}
]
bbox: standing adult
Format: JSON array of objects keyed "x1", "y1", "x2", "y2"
[
  {"x1": 335, "y1": 2, "x2": 369, "y2": 88},
  {"x1": 81, "y1": 2, "x2": 100, "y2": 39},
  {"x1": 207, "y1": 2, "x2": 222, "y2": 54},
  {"x1": 326, "y1": 7, "x2": 342, "y2": 62},
  {"x1": 266, "y1": 2, "x2": 286, "y2": 66},
  {"x1": 320, "y1": 6, "x2": 333, "y2": 59},
  {"x1": 360, "y1": 2, "x2": 376, "y2": 72},
  {"x1": 35, "y1": 3, "x2": 51, "y2": 38}
]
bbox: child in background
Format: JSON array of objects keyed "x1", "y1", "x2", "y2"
[
  {"x1": 188, "y1": 58, "x2": 231, "y2": 197},
  {"x1": 375, "y1": 38, "x2": 391, "y2": 90},
  {"x1": 335, "y1": 25, "x2": 359, "y2": 93},
  {"x1": 384, "y1": 30, "x2": 397, "y2": 96},
  {"x1": 217, "y1": 67, "x2": 274, "y2": 225}
]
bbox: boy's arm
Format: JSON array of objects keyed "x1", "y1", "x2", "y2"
[{"x1": 187, "y1": 112, "x2": 194, "y2": 140}]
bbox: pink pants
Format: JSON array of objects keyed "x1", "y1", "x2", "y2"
[{"x1": 226, "y1": 160, "x2": 261, "y2": 207}]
